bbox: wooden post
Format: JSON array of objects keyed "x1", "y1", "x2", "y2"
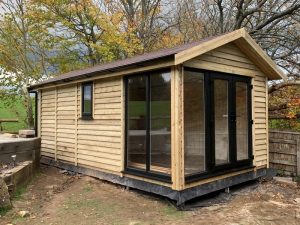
[
  {"x1": 120, "y1": 77, "x2": 125, "y2": 175},
  {"x1": 75, "y1": 84, "x2": 78, "y2": 166},
  {"x1": 54, "y1": 87, "x2": 57, "y2": 161},
  {"x1": 251, "y1": 78, "x2": 256, "y2": 167},
  {"x1": 37, "y1": 90, "x2": 41, "y2": 138},
  {"x1": 265, "y1": 77, "x2": 269, "y2": 168},
  {"x1": 297, "y1": 139, "x2": 300, "y2": 176},
  {"x1": 171, "y1": 65, "x2": 184, "y2": 190}
]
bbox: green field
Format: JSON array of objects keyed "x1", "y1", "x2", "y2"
[{"x1": 0, "y1": 98, "x2": 28, "y2": 133}]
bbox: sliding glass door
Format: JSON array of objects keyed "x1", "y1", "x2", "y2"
[
  {"x1": 125, "y1": 70, "x2": 171, "y2": 181},
  {"x1": 184, "y1": 68, "x2": 253, "y2": 181}
]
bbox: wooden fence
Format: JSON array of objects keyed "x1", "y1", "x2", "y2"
[{"x1": 269, "y1": 130, "x2": 300, "y2": 176}]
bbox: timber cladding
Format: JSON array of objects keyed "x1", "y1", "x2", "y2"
[
  {"x1": 269, "y1": 130, "x2": 300, "y2": 175},
  {"x1": 40, "y1": 77, "x2": 123, "y2": 175},
  {"x1": 183, "y1": 42, "x2": 268, "y2": 169}
]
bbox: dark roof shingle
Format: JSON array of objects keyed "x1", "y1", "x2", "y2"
[{"x1": 29, "y1": 35, "x2": 219, "y2": 89}]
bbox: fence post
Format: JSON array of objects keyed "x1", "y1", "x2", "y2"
[{"x1": 297, "y1": 139, "x2": 300, "y2": 176}]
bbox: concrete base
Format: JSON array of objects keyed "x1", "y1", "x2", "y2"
[
  {"x1": 41, "y1": 157, "x2": 269, "y2": 205},
  {"x1": 0, "y1": 137, "x2": 40, "y2": 168}
]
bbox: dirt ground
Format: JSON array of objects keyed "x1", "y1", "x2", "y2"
[{"x1": 1, "y1": 166, "x2": 300, "y2": 225}]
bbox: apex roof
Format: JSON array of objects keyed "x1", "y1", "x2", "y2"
[{"x1": 29, "y1": 28, "x2": 286, "y2": 90}]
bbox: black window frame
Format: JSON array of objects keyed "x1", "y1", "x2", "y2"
[
  {"x1": 81, "y1": 82, "x2": 93, "y2": 120},
  {"x1": 124, "y1": 69, "x2": 172, "y2": 183},
  {"x1": 184, "y1": 68, "x2": 254, "y2": 183}
]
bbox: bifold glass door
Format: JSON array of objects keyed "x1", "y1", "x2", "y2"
[{"x1": 184, "y1": 68, "x2": 253, "y2": 181}]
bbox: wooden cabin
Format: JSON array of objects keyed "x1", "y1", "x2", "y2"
[{"x1": 28, "y1": 28, "x2": 286, "y2": 205}]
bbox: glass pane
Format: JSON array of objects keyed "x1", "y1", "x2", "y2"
[
  {"x1": 236, "y1": 82, "x2": 249, "y2": 160},
  {"x1": 127, "y1": 76, "x2": 147, "y2": 170},
  {"x1": 83, "y1": 85, "x2": 92, "y2": 114},
  {"x1": 184, "y1": 70, "x2": 206, "y2": 175},
  {"x1": 214, "y1": 79, "x2": 229, "y2": 165},
  {"x1": 150, "y1": 72, "x2": 171, "y2": 174}
]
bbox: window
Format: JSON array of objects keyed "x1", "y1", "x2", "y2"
[
  {"x1": 184, "y1": 70, "x2": 206, "y2": 175},
  {"x1": 81, "y1": 82, "x2": 93, "y2": 119},
  {"x1": 125, "y1": 70, "x2": 171, "y2": 181}
]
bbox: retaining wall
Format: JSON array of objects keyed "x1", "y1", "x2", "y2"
[{"x1": 0, "y1": 138, "x2": 40, "y2": 167}]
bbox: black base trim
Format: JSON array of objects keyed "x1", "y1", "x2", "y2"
[
  {"x1": 41, "y1": 157, "x2": 269, "y2": 206},
  {"x1": 124, "y1": 168, "x2": 172, "y2": 183}
]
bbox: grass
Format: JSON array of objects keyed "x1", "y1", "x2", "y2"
[
  {"x1": 0, "y1": 96, "x2": 36, "y2": 133},
  {"x1": 162, "y1": 204, "x2": 183, "y2": 219},
  {"x1": 82, "y1": 184, "x2": 94, "y2": 193},
  {"x1": 129, "y1": 101, "x2": 170, "y2": 129},
  {"x1": 12, "y1": 184, "x2": 28, "y2": 200},
  {"x1": 0, "y1": 206, "x2": 12, "y2": 217},
  {"x1": 0, "y1": 98, "x2": 27, "y2": 133}
]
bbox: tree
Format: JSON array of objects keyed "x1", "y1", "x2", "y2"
[
  {"x1": 0, "y1": 0, "x2": 51, "y2": 128},
  {"x1": 32, "y1": 0, "x2": 142, "y2": 66},
  {"x1": 172, "y1": 0, "x2": 300, "y2": 121},
  {"x1": 107, "y1": 0, "x2": 182, "y2": 53}
]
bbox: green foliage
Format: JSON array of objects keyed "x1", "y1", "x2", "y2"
[
  {"x1": 0, "y1": 97, "x2": 28, "y2": 133},
  {"x1": 162, "y1": 204, "x2": 183, "y2": 219},
  {"x1": 12, "y1": 184, "x2": 28, "y2": 200},
  {"x1": 269, "y1": 119, "x2": 300, "y2": 132}
]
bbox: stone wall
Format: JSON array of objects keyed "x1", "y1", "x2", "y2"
[{"x1": 269, "y1": 130, "x2": 300, "y2": 176}]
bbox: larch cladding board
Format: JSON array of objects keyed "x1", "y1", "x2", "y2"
[
  {"x1": 184, "y1": 42, "x2": 268, "y2": 167},
  {"x1": 40, "y1": 77, "x2": 122, "y2": 174},
  {"x1": 40, "y1": 88, "x2": 56, "y2": 159}
]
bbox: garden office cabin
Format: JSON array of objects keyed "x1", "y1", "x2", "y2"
[{"x1": 29, "y1": 28, "x2": 285, "y2": 205}]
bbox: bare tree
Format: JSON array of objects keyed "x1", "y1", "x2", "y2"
[{"x1": 172, "y1": 0, "x2": 300, "y2": 119}]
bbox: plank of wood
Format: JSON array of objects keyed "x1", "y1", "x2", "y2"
[
  {"x1": 56, "y1": 137, "x2": 76, "y2": 144},
  {"x1": 77, "y1": 144, "x2": 120, "y2": 154},
  {"x1": 77, "y1": 152, "x2": 120, "y2": 163},
  {"x1": 171, "y1": 65, "x2": 184, "y2": 190},
  {"x1": 206, "y1": 49, "x2": 252, "y2": 64},
  {"x1": 57, "y1": 92, "x2": 76, "y2": 98},
  {"x1": 78, "y1": 119, "x2": 121, "y2": 126},
  {"x1": 55, "y1": 88, "x2": 57, "y2": 161},
  {"x1": 94, "y1": 85, "x2": 121, "y2": 94},
  {"x1": 198, "y1": 54, "x2": 259, "y2": 71},
  {"x1": 265, "y1": 77, "x2": 269, "y2": 168},
  {"x1": 77, "y1": 129, "x2": 121, "y2": 137},
  {"x1": 93, "y1": 109, "x2": 121, "y2": 115},
  {"x1": 77, "y1": 124, "x2": 120, "y2": 131},
  {"x1": 93, "y1": 115, "x2": 121, "y2": 120},
  {"x1": 77, "y1": 158, "x2": 120, "y2": 172},
  {"x1": 296, "y1": 140, "x2": 300, "y2": 176},
  {"x1": 57, "y1": 150, "x2": 75, "y2": 157},
  {"x1": 93, "y1": 103, "x2": 121, "y2": 110},
  {"x1": 93, "y1": 91, "x2": 121, "y2": 99},
  {"x1": 75, "y1": 84, "x2": 78, "y2": 166},
  {"x1": 94, "y1": 97, "x2": 121, "y2": 104},
  {"x1": 184, "y1": 60, "x2": 256, "y2": 77},
  {"x1": 76, "y1": 134, "x2": 121, "y2": 143},
  {"x1": 77, "y1": 149, "x2": 120, "y2": 158}
]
